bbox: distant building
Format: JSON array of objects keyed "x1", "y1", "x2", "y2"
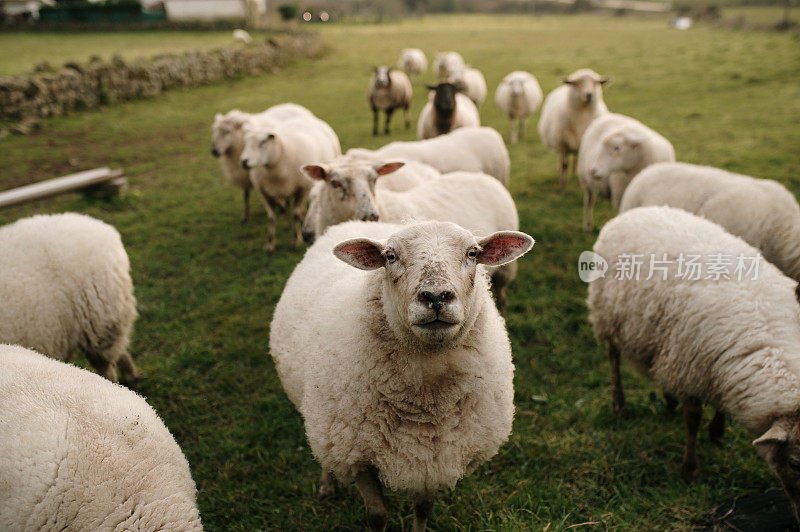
[
  {"x1": 2, "y1": 0, "x2": 55, "y2": 20},
  {"x1": 163, "y1": 0, "x2": 265, "y2": 21}
]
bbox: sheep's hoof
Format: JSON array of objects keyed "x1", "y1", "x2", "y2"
[
  {"x1": 263, "y1": 242, "x2": 276, "y2": 252},
  {"x1": 318, "y1": 483, "x2": 336, "y2": 501},
  {"x1": 367, "y1": 512, "x2": 387, "y2": 532},
  {"x1": 239, "y1": 216, "x2": 249, "y2": 225},
  {"x1": 120, "y1": 375, "x2": 142, "y2": 392},
  {"x1": 681, "y1": 462, "x2": 698, "y2": 484}
]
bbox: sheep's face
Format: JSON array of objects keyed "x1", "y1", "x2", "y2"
[
  {"x1": 508, "y1": 78, "x2": 525, "y2": 98},
  {"x1": 754, "y1": 416, "x2": 800, "y2": 524},
  {"x1": 434, "y1": 53, "x2": 459, "y2": 80},
  {"x1": 334, "y1": 222, "x2": 534, "y2": 347},
  {"x1": 211, "y1": 115, "x2": 244, "y2": 157},
  {"x1": 563, "y1": 69, "x2": 611, "y2": 106},
  {"x1": 428, "y1": 83, "x2": 459, "y2": 115},
  {"x1": 589, "y1": 131, "x2": 644, "y2": 180},
  {"x1": 240, "y1": 127, "x2": 279, "y2": 169},
  {"x1": 300, "y1": 161, "x2": 404, "y2": 243},
  {"x1": 374, "y1": 66, "x2": 391, "y2": 88}
]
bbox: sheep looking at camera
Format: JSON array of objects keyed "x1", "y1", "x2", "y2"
[
  {"x1": 398, "y1": 48, "x2": 427, "y2": 77},
  {"x1": 368, "y1": 66, "x2": 413, "y2": 135},
  {"x1": 495, "y1": 71, "x2": 543, "y2": 144},
  {"x1": 416, "y1": 83, "x2": 480, "y2": 139},
  {"x1": 270, "y1": 220, "x2": 534, "y2": 531}
]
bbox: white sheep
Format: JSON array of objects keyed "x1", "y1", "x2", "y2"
[
  {"x1": 620, "y1": 162, "x2": 800, "y2": 282},
  {"x1": 368, "y1": 66, "x2": 413, "y2": 136},
  {"x1": 233, "y1": 28, "x2": 252, "y2": 45},
  {"x1": 451, "y1": 66, "x2": 488, "y2": 107},
  {"x1": 346, "y1": 126, "x2": 509, "y2": 186},
  {"x1": 241, "y1": 114, "x2": 341, "y2": 250},
  {"x1": 537, "y1": 68, "x2": 612, "y2": 186},
  {"x1": 211, "y1": 103, "x2": 314, "y2": 223},
  {"x1": 431, "y1": 51, "x2": 465, "y2": 81},
  {"x1": 270, "y1": 220, "x2": 533, "y2": 531},
  {"x1": 301, "y1": 162, "x2": 521, "y2": 313},
  {"x1": 587, "y1": 205, "x2": 800, "y2": 522},
  {"x1": 397, "y1": 48, "x2": 427, "y2": 77},
  {"x1": 0, "y1": 344, "x2": 202, "y2": 530},
  {"x1": 417, "y1": 83, "x2": 480, "y2": 140},
  {"x1": 0, "y1": 213, "x2": 139, "y2": 386},
  {"x1": 577, "y1": 113, "x2": 675, "y2": 232},
  {"x1": 494, "y1": 71, "x2": 543, "y2": 144}
]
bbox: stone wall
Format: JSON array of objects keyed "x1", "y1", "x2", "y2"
[{"x1": 0, "y1": 32, "x2": 322, "y2": 126}]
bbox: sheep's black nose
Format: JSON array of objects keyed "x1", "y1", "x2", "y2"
[
  {"x1": 302, "y1": 231, "x2": 315, "y2": 245},
  {"x1": 418, "y1": 290, "x2": 454, "y2": 311},
  {"x1": 241, "y1": 159, "x2": 250, "y2": 169},
  {"x1": 585, "y1": 93, "x2": 593, "y2": 102},
  {"x1": 360, "y1": 212, "x2": 379, "y2": 222},
  {"x1": 211, "y1": 147, "x2": 220, "y2": 157}
]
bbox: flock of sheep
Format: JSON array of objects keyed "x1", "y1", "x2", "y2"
[{"x1": 0, "y1": 43, "x2": 799, "y2": 531}]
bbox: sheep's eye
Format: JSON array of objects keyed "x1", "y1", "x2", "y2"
[
  {"x1": 467, "y1": 248, "x2": 478, "y2": 260},
  {"x1": 385, "y1": 251, "x2": 397, "y2": 263},
  {"x1": 613, "y1": 145, "x2": 620, "y2": 152},
  {"x1": 330, "y1": 180, "x2": 341, "y2": 189}
]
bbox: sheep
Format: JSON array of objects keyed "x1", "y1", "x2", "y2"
[
  {"x1": 620, "y1": 162, "x2": 800, "y2": 282},
  {"x1": 431, "y1": 51, "x2": 465, "y2": 81},
  {"x1": 233, "y1": 28, "x2": 252, "y2": 44},
  {"x1": 240, "y1": 114, "x2": 341, "y2": 250},
  {"x1": 0, "y1": 213, "x2": 139, "y2": 386},
  {"x1": 368, "y1": 66, "x2": 413, "y2": 136},
  {"x1": 577, "y1": 113, "x2": 675, "y2": 232},
  {"x1": 587, "y1": 205, "x2": 800, "y2": 522},
  {"x1": 346, "y1": 126, "x2": 509, "y2": 186},
  {"x1": 211, "y1": 103, "x2": 315, "y2": 223},
  {"x1": 450, "y1": 66, "x2": 488, "y2": 107},
  {"x1": 0, "y1": 344, "x2": 202, "y2": 530},
  {"x1": 269, "y1": 220, "x2": 534, "y2": 531},
  {"x1": 537, "y1": 68, "x2": 612, "y2": 186},
  {"x1": 416, "y1": 83, "x2": 480, "y2": 140},
  {"x1": 300, "y1": 162, "x2": 521, "y2": 313},
  {"x1": 397, "y1": 48, "x2": 427, "y2": 77},
  {"x1": 494, "y1": 71, "x2": 543, "y2": 144}
]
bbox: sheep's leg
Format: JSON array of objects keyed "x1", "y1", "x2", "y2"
[
  {"x1": 403, "y1": 104, "x2": 411, "y2": 129},
  {"x1": 510, "y1": 117, "x2": 518, "y2": 145},
  {"x1": 570, "y1": 153, "x2": 578, "y2": 179},
  {"x1": 354, "y1": 466, "x2": 387, "y2": 532},
  {"x1": 559, "y1": 152, "x2": 569, "y2": 187},
  {"x1": 682, "y1": 396, "x2": 702, "y2": 483},
  {"x1": 608, "y1": 342, "x2": 625, "y2": 413},
  {"x1": 384, "y1": 108, "x2": 394, "y2": 135},
  {"x1": 252, "y1": 186, "x2": 278, "y2": 251},
  {"x1": 372, "y1": 106, "x2": 379, "y2": 136},
  {"x1": 241, "y1": 188, "x2": 250, "y2": 224},
  {"x1": 290, "y1": 189, "x2": 307, "y2": 247},
  {"x1": 519, "y1": 116, "x2": 527, "y2": 140},
  {"x1": 412, "y1": 495, "x2": 434, "y2": 532},
  {"x1": 116, "y1": 351, "x2": 141, "y2": 389},
  {"x1": 582, "y1": 188, "x2": 596, "y2": 232},
  {"x1": 85, "y1": 350, "x2": 119, "y2": 383},
  {"x1": 709, "y1": 410, "x2": 726, "y2": 445},
  {"x1": 318, "y1": 469, "x2": 337, "y2": 500},
  {"x1": 664, "y1": 392, "x2": 679, "y2": 413}
]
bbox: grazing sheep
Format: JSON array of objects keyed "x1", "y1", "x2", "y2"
[
  {"x1": 301, "y1": 163, "x2": 521, "y2": 313},
  {"x1": 620, "y1": 162, "x2": 800, "y2": 282},
  {"x1": 241, "y1": 114, "x2": 341, "y2": 250},
  {"x1": 537, "y1": 68, "x2": 612, "y2": 186},
  {"x1": 0, "y1": 213, "x2": 139, "y2": 386},
  {"x1": 212, "y1": 104, "x2": 314, "y2": 223},
  {"x1": 346, "y1": 126, "x2": 509, "y2": 186},
  {"x1": 577, "y1": 113, "x2": 675, "y2": 232},
  {"x1": 494, "y1": 71, "x2": 543, "y2": 144},
  {"x1": 432, "y1": 51, "x2": 465, "y2": 81},
  {"x1": 451, "y1": 66, "x2": 488, "y2": 107},
  {"x1": 270, "y1": 220, "x2": 534, "y2": 531},
  {"x1": 397, "y1": 48, "x2": 427, "y2": 77},
  {"x1": 587, "y1": 205, "x2": 800, "y2": 522},
  {"x1": 368, "y1": 66, "x2": 413, "y2": 136},
  {"x1": 0, "y1": 344, "x2": 202, "y2": 531},
  {"x1": 417, "y1": 83, "x2": 480, "y2": 140},
  {"x1": 233, "y1": 28, "x2": 252, "y2": 44}
]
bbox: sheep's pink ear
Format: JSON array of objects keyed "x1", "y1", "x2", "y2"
[
  {"x1": 599, "y1": 76, "x2": 613, "y2": 86},
  {"x1": 753, "y1": 419, "x2": 791, "y2": 447},
  {"x1": 477, "y1": 231, "x2": 534, "y2": 266},
  {"x1": 333, "y1": 239, "x2": 385, "y2": 270},
  {"x1": 302, "y1": 165, "x2": 328, "y2": 181},
  {"x1": 373, "y1": 162, "x2": 405, "y2": 176},
  {"x1": 561, "y1": 77, "x2": 577, "y2": 85}
]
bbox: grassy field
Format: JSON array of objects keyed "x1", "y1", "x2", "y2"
[
  {"x1": 1, "y1": 13, "x2": 799, "y2": 531},
  {"x1": 0, "y1": 30, "x2": 272, "y2": 76}
]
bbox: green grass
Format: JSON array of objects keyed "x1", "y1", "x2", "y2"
[
  {"x1": 0, "y1": 30, "x2": 273, "y2": 77},
  {"x1": 1, "y1": 14, "x2": 799, "y2": 530}
]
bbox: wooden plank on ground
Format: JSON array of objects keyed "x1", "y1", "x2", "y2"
[{"x1": 0, "y1": 168, "x2": 124, "y2": 209}]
